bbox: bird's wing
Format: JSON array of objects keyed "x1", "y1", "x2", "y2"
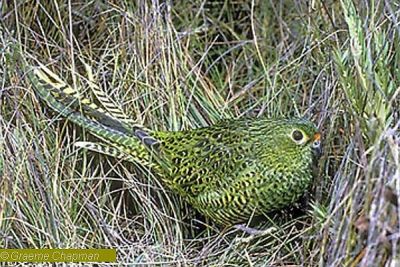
[{"x1": 151, "y1": 121, "x2": 257, "y2": 193}]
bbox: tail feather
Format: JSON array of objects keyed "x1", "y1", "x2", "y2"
[
  {"x1": 31, "y1": 63, "x2": 145, "y2": 129},
  {"x1": 82, "y1": 61, "x2": 135, "y2": 124},
  {"x1": 28, "y1": 65, "x2": 154, "y2": 168},
  {"x1": 75, "y1": 141, "x2": 137, "y2": 162}
]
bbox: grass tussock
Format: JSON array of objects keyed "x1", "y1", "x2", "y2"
[{"x1": 1, "y1": 0, "x2": 399, "y2": 266}]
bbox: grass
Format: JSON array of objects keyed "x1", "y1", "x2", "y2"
[{"x1": 1, "y1": 0, "x2": 399, "y2": 266}]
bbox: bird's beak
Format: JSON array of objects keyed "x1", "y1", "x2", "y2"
[
  {"x1": 312, "y1": 132, "x2": 322, "y2": 158},
  {"x1": 314, "y1": 133, "x2": 321, "y2": 142}
]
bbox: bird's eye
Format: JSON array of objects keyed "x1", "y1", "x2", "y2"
[{"x1": 291, "y1": 130, "x2": 304, "y2": 142}]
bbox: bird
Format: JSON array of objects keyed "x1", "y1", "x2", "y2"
[{"x1": 27, "y1": 63, "x2": 322, "y2": 226}]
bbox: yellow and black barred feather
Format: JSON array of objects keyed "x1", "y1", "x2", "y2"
[{"x1": 28, "y1": 65, "x2": 154, "y2": 168}]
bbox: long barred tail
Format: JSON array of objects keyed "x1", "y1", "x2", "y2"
[{"x1": 27, "y1": 63, "x2": 154, "y2": 168}]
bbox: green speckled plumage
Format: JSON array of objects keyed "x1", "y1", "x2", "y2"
[{"x1": 28, "y1": 65, "x2": 321, "y2": 225}]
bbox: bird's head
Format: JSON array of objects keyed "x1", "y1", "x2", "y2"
[{"x1": 263, "y1": 118, "x2": 322, "y2": 162}]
